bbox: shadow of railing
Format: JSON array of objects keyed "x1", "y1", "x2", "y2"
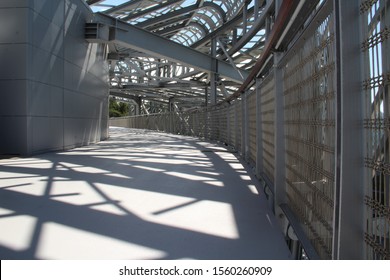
[{"x1": 0, "y1": 127, "x2": 291, "y2": 260}]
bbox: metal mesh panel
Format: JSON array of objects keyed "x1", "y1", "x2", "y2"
[
  {"x1": 200, "y1": 110, "x2": 207, "y2": 138},
  {"x1": 209, "y1": 110, "x2": 219, "y2": 140},
  {"x1": 183, "y1": 113, "x2": 193, "y2": 135},
  {"x1": 361, "y1": 0, "x2": 390, "y2": 260},
  {"x1": 204, "y1": 111, "x2": 211, "y2": 139},
  {"x1": 172, "y1": 113, "x2": 180, "y2": 134},
  {"x1": 229, "y1": 103, "x2": 237, "y2": 148},
  {"x1": 191, "y1": 110, "x2": 205, "y2": 138},
  {"x1": 219, "y1": 107, "x2": 228, "y2": 144},
  {"x1": 260, "y1": 73, "x2": 275, "y2": 183},
  {"x1": 211, "y1": 110, "x2": 217, "y2": 140},
  {"x1": 236, "y1": 99, "x2": 243, "y2": 152},
  {"x1": 248, "y1": 91, "x2": 257, "y2": 164},
  {"x1": 282, "y1": 12, "x2": 336, "y2": 260}
]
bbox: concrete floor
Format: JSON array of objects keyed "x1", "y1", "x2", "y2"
[{"x1": 0, "y1": 127, "x2": 292, "y2": 260}]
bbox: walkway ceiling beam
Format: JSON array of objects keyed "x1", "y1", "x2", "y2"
[
  {"x1": 200, "y1": 2, "x2": 227, "y2": 23},
  {"x1": 217, "y1": 37, "x2": 244, "y2": 81},
  {"x1": 137, "y1": 4, "x2": 199, "y2": 28},
  {"x1": 87, "y1": 0, "x2": 105, "y2": 5},
  {"x1": 191, "y1": 6, "x2": 256, "y2": 49},
  {"x1": 189, "y1": 22, "x2": 209, "y2": 36},
  {"x1": 103, "y1": 0, "x2": 144, "y2": 14},
  {"x1": 110, "y1": 89, "x2": 163, "y2": 99},
  {"x1": 149, "y1": 15, "x2": 192, "y2": 32},
  {"x1": 227, "y1": 0, "x2": 297, "y2": 101},
  {"x1": 121, "y1": 82, "x2": 208, "y2": 90},
  {"x1": 93, "y1": 13, "x2": 249, "y2": 83},
  {"x1": 155, "y1": 23, "x2": 187, "y2": 36},
  {"x1": 221, "y1": 0, "x2": 274, "y2": 59},
  {"x1": 121, "y1": 0, "x2": 183, "y2": 21}
]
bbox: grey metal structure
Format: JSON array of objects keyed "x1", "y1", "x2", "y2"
[
  {"x1": 1, "y1": 0, "x2": 389, "y2": 260},
  {"x1": 0, "y1": 0, "x2": 109, "y2": 155},
  {"x1": 108, "y1": 0, "x2": 390, "y2": 259},
  {"x1": 87, "y1": 0, "x2": 271, "y2": 110}
]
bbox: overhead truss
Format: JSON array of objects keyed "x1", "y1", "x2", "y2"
[{"x1": 86, "y1": 0, "x2": 273, "y2": 111}]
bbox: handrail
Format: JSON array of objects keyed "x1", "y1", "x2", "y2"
[{"x1": 280, "y1": 203, "x2": 321, "y2": 260}]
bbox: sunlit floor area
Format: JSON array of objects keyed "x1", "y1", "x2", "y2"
[{"x1": 0, "y1": 127, "x2": 291, "y2": 260}]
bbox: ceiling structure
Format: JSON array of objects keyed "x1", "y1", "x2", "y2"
[{"x1": 85, "y1": 0, "x2": 274, "y2": 111}]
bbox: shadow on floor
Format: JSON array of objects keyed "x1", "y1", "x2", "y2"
[{"x1": 0, "y1": 127, "x2": 291, "y2": 260}]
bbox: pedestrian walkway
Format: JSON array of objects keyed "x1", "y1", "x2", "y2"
[{"x1": 0, "y1": 127, "x2": 291, "y2": 259}]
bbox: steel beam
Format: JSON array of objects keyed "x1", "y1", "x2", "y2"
[
  {"x1": 223, "y1": 0, "x2": 274, "y2": 59},
  {"x1": 122, "y1": 82, "x2": 207, "y2": 90},
  {"x1": 210, "y1": 38, "x2": 218, "y2": 105},
  {"x1": 149, "y1": 15, "x2": 192, "y2": 31},
  {"x1": 227, "y1": 0, "x2": 300, "y2": 102},
  {"x1": 155, "y1": 23, "x2": 186, "y2": 36},
  {"x1": 87, "y1": 0, "x2": 105, "y2": 5},
  {"x1": 110, "y1": 89, "x2": 162, "y2": 99},
  {"x1": 191, "y1": 7, "x2": 255, "y2": 49},
  {"x1": 332, "y1": 0, "x2": 365, "y2": 260},
  {"x1": 103, "y1": 0, "x2": 144, "y2": 14},
  {"x1": 123, "y1": 0, "x2": 182, "y2": 21},
  {"x1": 273, "y1": 53, "x2": 286, "y2": 224},
  {"x1": 242, "y1": 92, "x2": 249, "y2": 159},
  {"x1": 190, "y1": 22, "x2": 209, "y2": 36},
  {"x1": 255, "y1": 78, "x2": 263, "y2": 177},
  {"x1": 217, "y1": 37, "x2": 245, "y2": 80},
  {"x1": 93, "y1": 13, "x2": 248, "y2": 83},
  {"x1": 137, "y1": 4, "x2": 199, "y2": 28}
]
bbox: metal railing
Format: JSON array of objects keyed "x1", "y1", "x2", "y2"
[
  {"x1": 361, "y1": 0, "x2": 390, "y2": 260},
  {"x1": 109, "y1": 0, "x2": 390, "y2": 260}
]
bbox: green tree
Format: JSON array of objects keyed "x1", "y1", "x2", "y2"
[{"x1": 109, "y1": 97, "x2": 129, "y2": 117}]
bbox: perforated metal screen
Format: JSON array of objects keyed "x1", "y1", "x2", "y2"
[
  {"x1": 282, "y1": 12, "x2": 336, "y2": 260},
  {"x1": 361, "y1": 0, "x2": 390, "y2": 260}
]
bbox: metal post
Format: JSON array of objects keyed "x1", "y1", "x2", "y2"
[
  {"x1": 204, "y1": 109, "x2": 208, "y2": 139},
  {"x1": 254, "y1": 0, "x2": 260, "y2": 20},
  {"x1": 244, "y1": 92, "x2": 250, "y2": 161},
  {"x1": 241, "y1": 93, "x2": 247, "y2": 157},
  {"x1": 168, "y1": 97, "x2": 174, "y2": 112},
  {"x1": 265, "y1": 15, "x2": 271, "y2": 39},
  {"x1": 235, "y1": 101, "x2": 240, "y2": 150},
  {"x1": 273, "y1": 53, "x2": 286, "y2": 222},
  {"x1": 169, "y1": 97, "x2": 174, "y2": 133},
  {"x1": 233, "y1": 28, "x2": 238, "y2": 45},
  {"x1": 332, "y1": 0, "x2": 365, "y2": 259},
  {"x1": 256, "y1": 78, "x2": 264, "y2": 177},
  {"x1": 210, "y1": 38, "x2": 218, "y2": 105},
  {"x1": 205, "y1": 87, "x2": 208, "y2": 107},
  {"x1": 243, "y1": 4, "x2": 248, "y2": 35},
  {"x1": 227, "y1": 104, "x2": 231, "y2": 146},
  {"x1": 134, "y1": 97, "x2": 141, "y2": 116}
]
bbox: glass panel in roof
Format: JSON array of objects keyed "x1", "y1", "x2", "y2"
[{"x1": 90, "y1": 0, "x2": 130, "y2": 12}]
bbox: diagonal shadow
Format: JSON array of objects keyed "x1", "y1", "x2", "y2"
[{"x1": 0, "y1": 127, "x2": 291, "y2": 260}]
